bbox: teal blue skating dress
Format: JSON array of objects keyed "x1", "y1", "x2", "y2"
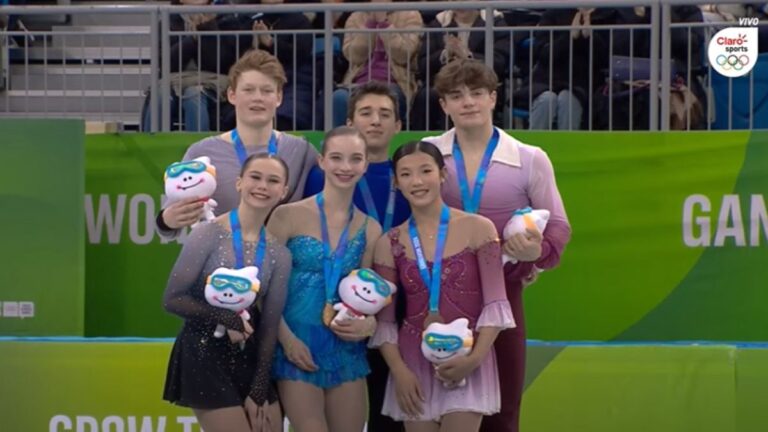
[{"x1": 272, "y1": 221, "x2": 370, "y2": 387}]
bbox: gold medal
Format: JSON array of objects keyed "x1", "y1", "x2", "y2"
[{"x1": 322, "y1": 303, "x2": 336, "y2": 327}]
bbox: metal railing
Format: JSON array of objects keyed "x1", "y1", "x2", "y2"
[{"x1": 1, "y1": 1, "x2": 766, "y2": 131}]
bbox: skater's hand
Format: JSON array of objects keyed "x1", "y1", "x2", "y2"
[
  {"x1": 503, "y1": 227, "x2": 543, "y2": 262},
  {"x1": 228, "y1": 319, "x2": 254, "y2": 344},
  {"x1": 330, "y1": 316, "x2": 376, "y2": 342},
  {"x1": 245, "y1": 397, "x2": 265, "y2": 432},
  {"x1": 435, "y1": 355, "x2": 478, "y2": 385},
  {"x1": 263, "y1": 401, "x2": 282, "y2": 432},
  {"x1": 162, "y1": 197, "x2": 205, "y2": 229},
  {"x1": 282, "y1": 335, "x2": 318, "y2": 372},
  {"x1": 245, "y1": 397, "x2": 279, "y2": 432},
  {"x1": 392, "y1": 365, "x2": 424, "y2": 418}
]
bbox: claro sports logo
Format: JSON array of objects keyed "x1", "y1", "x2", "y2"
[
  {"x1": 708, "y1": 27, "x2": 758, "y2": 77},
  {"x1": 714, "y1": 32, "x2": 750, "y2": 71}
]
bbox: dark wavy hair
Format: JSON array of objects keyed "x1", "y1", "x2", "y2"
[{"x1": 391, "y1": 140, "x2": 445, "y2": 172}]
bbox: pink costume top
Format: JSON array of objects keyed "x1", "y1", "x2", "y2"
[
  {"x1": 423, "y1": 127, "x2": 572, "y2": 282},
  {"x1": 371, "y1": 228, "x2": 515, "y2": 421}
]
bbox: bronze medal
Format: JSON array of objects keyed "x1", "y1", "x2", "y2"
[{"x1": 322, "y1": 303, "x2": 336, "y2": 327}]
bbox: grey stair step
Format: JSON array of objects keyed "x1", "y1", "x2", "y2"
[
  {"x1": 9, "y1": 64, "x2": 152, "y2": 91},
  {"x1": 68, "y1": 1, "x2": 168, "y2": 27},
  {"x1": 69, "y1": 6, "x2": 157, "y2": 27},
  {"x1": 11, "y1": 46, "x2": 152, "y2": 62},
  {"x1": 10, "y1": 64, "x2": 151, "y2": 75},
  {"x1": 0, "y1": 89, "x2": 144, "y2": 113},
  {"x1": 50, "y1": 25, "x2": 151, "y2": 48},
  {"x1": 8, "y1": 73, "x2": 151, "y2": 92}
]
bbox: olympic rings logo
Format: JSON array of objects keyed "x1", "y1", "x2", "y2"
[{"x1": 716, "y1": 54, "x2": 750, "y2": 71}]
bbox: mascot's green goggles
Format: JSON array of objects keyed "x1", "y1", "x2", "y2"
[
  {"x1": 209, "y1": 274, "x2": 253, "y2": 294},
  {"x1": 424, "y1": 333, "x2": 463, "y2": 352},
  {"x1": 166, "y1": 161, "x2": 206, "y2": 178},
  {"x1": 358, "y1": 269, "x2": 392, "y2": 297}
]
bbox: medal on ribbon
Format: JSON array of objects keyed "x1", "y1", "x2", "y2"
[{"x1": 408, "y1": 205, "x2": 451, "y2": 328}]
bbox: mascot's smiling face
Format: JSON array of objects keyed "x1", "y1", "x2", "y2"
[
  {"x1": 204, "y1": 266, "x2": 260, "y2": 312},
  {"x1": 337, "y1": 269, "x2": 396, "y2": 315},
  {"x1": 421, "y1": 318, "x2": 474, "y2": 364},
  {"x1": 164, "y1": 156, "x2": 217, "y2": 200}
]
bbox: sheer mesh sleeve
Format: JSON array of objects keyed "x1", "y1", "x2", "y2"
[
  {"x1": 249, "y1": 244, "x2": 292, "y2": 404},
  {"x1": 476, "y1": 239, "x2": 516, "y2": 331},
  {"x1": 528, "y1": 147, "x2": 572, "y2": 270},
  {"x1": 506, "y1": 148, "x2": 573, "y2": 282},
  {"x1": 369, "y1": 262, "x2": 400, "y2": 348},
  {"x1": 162, "y1": 223, "x2": 244, "y2": 331},
  {"x1": 370, "y1": 234, "x2": 400, "y2": 348},
  {"x1": 155, "y1": 212, "x2": 181, "y2": 240}
]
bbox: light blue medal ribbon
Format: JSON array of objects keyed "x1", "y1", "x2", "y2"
[
  {"x1": 408, "y1": 205, "x2": 451, "y2": 319},
  {"x1": 229, "y1": 210, "x2": 266, "y2": 269},
  {"x1": 357, "y1": 176, "x2": 396, "y2": 233},
  {"x1": 316, "y1": 193, "x2": 355, "y2": 307},
  {"x1": 231, "y1": 129, "x2": 278, "y2": 165},
  {"x1": 228, "y1": 209, "x2": 266, "y2": 349},
  {"x1": 452, "y1": 127, "x2": 500, "y2": 214}
]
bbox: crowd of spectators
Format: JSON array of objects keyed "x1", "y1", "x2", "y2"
[{"x1": 6, "y1": 0, "x2": 766, "y2": 131}]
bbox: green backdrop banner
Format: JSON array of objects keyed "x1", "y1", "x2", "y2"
[
  {"x1": 84, "y1": 131, "x2": 768, "y2": 339},
  {"x1": 0, "y1": 340, "x2": 764, "y2": 432},
  {"x1": 0, "y1": 119, "x2": 84, "y2": 336}
]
